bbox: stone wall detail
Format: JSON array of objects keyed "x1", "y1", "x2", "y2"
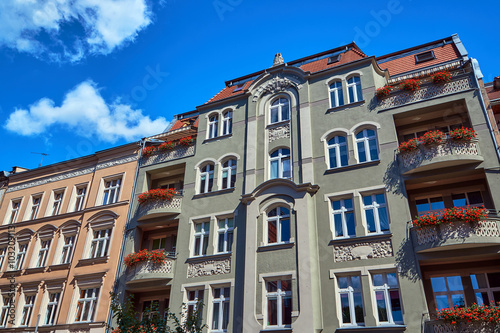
[
  {"x1": 187, "y1": 257, "x2": 231, "y2": 278},
  {"x1": 268, "y1": 123, "x2": 291, "y2": 143},
  {"x1": 333, "y1": 239, "x2": 393, "y2": 262}
]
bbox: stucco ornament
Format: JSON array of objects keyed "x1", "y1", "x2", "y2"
[
  {"x1": 187, "y1": 258, "x2": 231, "y2": 278},
  {"x1": 268, "y1": 123, "x2": 291, "y2": 143},
  {"x1": 252, "y1": 76, "x2": 302, "y2": 102},
  {"x1": 334, "y1": 240, "x2": 393, "y2": 262}
]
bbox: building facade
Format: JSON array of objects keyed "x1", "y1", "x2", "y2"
[
  {"x1": 0, "y1": 143, "x2": 139, "y2": 332},
  {"x1": 115, "y1": 34, "x2": 500, "y2": 333}
]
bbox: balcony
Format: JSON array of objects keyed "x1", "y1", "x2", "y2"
[
  {"x1": 136, "y1": 194, "x2": 182, "y2": 221},
  {"x1": 424, "y1": 320, "x2": 499, "y2": 333},
  {"x1": 126, "y1": 257, "x2": 175, "y2": 286},
  {"x1": 141, "y1": 144, "x2": 195, "y2": 167},
  {"x1": 398, "y1": 138, "x2": 482, "y2": 174},
  {"x1": 411, "y1": 218, "x2": 500, "y2": 253}
]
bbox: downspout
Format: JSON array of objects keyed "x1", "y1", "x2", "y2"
[
  {"x1": 105, "y1": 139, "x2": 145, "y2": 332},
  {"x1": 470, "y1": 58, "x2": 500, "y2": 163}
]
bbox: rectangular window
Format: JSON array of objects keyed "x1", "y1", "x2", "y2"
[
  {"x1": 16, "y1": 243, "x2": 28, "y2": 270},
  {"x1": 363, "y1": 194, "x2": 390, "y2": 234},
  {"x1": 0, "y1": 248, "x2": 5, "y2": 271},
  {"x1": 0, "y1": 297, "x2": 10, "y2": 327},
  {"x1": 415, "y1": 50, "x2": 435, "y2": 63},
  {"x1": 430, "y1": 275, "x2": 465, "y2": 310},
  {"x1": 29, "y1": 195, "x2": 42, "y2": 220},
  {"x1": 470, "y1": 272, "x2": 500, "y2": 306},
  {"x1": 102, "y1": 178, "x2": 121, "y2": 205},
  {"x1": 142, "y1": 300, "x2": 160, "y2": 320},
  {"x1": 74, "y1": 186, "x2": 87, "y2": 211},
  {"x1": 267, "y1": 207, "x2": 291, "y2": 244},
  {"x1": 8, "y1": 200, "x2": 21, "y2": 224},
  {"x1": 60, "y1": 235, "x2": 75, "y2": 264},
  {"x1": 36, "y1": 240, "x2": 51, "y2": 267},
  {"x1": 20, "y1": 295, "x2": 35, "y2": 326},
  {"x1": 212, "y1": 287, "x2": 230, "y2": 331},
  {"x1": 452, "y1": 191, "x2": 484, "y2": 208},
  {"x1": 45, "y1": 292, "x2": 61, "y2": 325},
  {"x1": 51, "y1": 191, "x2": 64, "y2": 216},
  {"x1": 193, "y1": 222, "x2": 209, "y2": 256},
  {"x1": 217, "y1": 218, "x2": 234, "y2": 253},
  {"x1": 332, "y1": 198, "x2": 355, "y2": 238},
  {"x1": 187, "y1": 289, "x2": 204, "y2": 321},
  {"x1": 266, "y1": 279, "x2": 292, "y2": 327},
  {"x1": 75, "y1": 288, "x2": 99, "y2": 322},
  {"x1": 416, "y1": 196, "x2": 445, "y2": 216},
  {"x1": 337, "y1": 275, "x2": 364, "y2": 326},
  {"x1": 372, "y1": 272, "x2": 403, "y2": 324},
  {"x1": 89, "y1": 229, "x2": 112, "y2": 258}
]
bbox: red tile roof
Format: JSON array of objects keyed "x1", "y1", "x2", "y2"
[
  {"x1": 299, "y1": 49, "x2": 366, "y2": 73},
  {"x1": 169, "y1": 115, "x2": 199, "y2": 131},
  {"x1": 205, "y1": 80, "x2": 253, "y2": 104},
  {"x1": 377, "y1": 43, "x2": 461, "y2": 76},
  {"x1": 486, "y1": 84, "x2": 500, "y2": 102}
]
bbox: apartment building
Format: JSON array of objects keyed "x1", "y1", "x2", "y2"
[
  {"x1": 115, "y1": 34, "x2": 500, "y2": 333},
  {"x1": 0, "y1": 143, "x2": 139, "y2": 332}
]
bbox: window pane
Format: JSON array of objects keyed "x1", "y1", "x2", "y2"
[
  {"x1": 488, "y1": 272, "x2": 500, "y2": 288},
  {"x1": 329, "y1": 148, "x2": 338, "y2": 168},
  {"x1": 431, "y1": 277, "x2": 447, "y2": 292},
  {"x1": 282, "y1": 296, "x2": 292, "y2": 325},
  {"x1": 375, "y1": 291, "x2": 388, "y2": 322},
  {"x1": 451, "y1": 294, "x2": 465, "y2": 308},
  {"x1": 282, "y1": 159, "x2": 291, "y2": 178},
  {"x1": 378, "y1": 207, "x2": 389, "y2": 231},
  {"x1": 351, "y1": 276, "x2": 361, "y2": 289},
  {"x1": 282, "y1": 103, "x2": 289, "y2": 121},
  {"x1": 222, "y1": 301, "x2": 230, "y2": 329},
  {"x1": 369, "y1": 138, "x2": 378, "y2": 160},
  {"x1": 475, "y1": 292, "x2": 489, "y2": 306},
  {"x1": 373, "y1": 274, "x2": 384, "y2": 287},
  {"x1": 340, "y1": 293, "x2": 351, "y2": 324},
  {"x1": 375, "y1": 193, "x2": 386, "y2": 204},
  {"x1": 267, "y1": 298, "x2": 277, "y2": 326},
  {"x1": 268, "y1": 221, "x2": 277, "y2": 243},
  {"x1": 356, "y1": 83, "x2": 363, "y2": 101},
  {"x1": 338, "y1": 88, "x2": 344, "y2": 106},
  {"x1": 281, "y1": 218, "x2": 290, "y2": 242},
  {"x1": 337, "y1": 277, "x2": 348, "y2": 289},
  {"x1": 471, "y1": 274, "x2": 488, "y2": 289},
  {"x1": 447, "y1": 276, "x2": 463, "y2": 291},
  {"x1": 194, "y1": 237, "x2": 201, "y2": 256},
  {"x1": 334, "y1": 214, "x2": 343, "y2": 237},
  {"x1": 152, "y1": 239, "x2": 160, "y2": 250},
  {"x1": 435, "y1": 295, "x2": 449, "y2": 310},
  {"x1": 218, "y1": 233, "x2": 225, "y2": 253},
  {"x1": 346, "y1": 212, "x2": 356, "y2": 236},
  {"x1": 363, "y1": 195, "x2": 373, "y2": 206},
  {"x1": 281, "y1": 280, "x2": 292, "y2": 292},
  {"x1": 270, "y1": 160, "x2": 278, "y2": 179},
  {"x1": 332, "y1": 200, "x2": 341, "y2": 210},
  {"x1": 348, "y1": 86, "x2": 354, "y2": 103},
  {"x1": 430, "y1": 197, "x2": 445, "y2": 210},
  {"x1": 267, "y1": 281, "x2": 278, "y2": 292},
  {"x1": 271, "y1": 108, "x2": 279, "y2": 123},
  {"x1": 452, "y1": 193, "x2": 467, "y2": 207},
  {"x1": 389, "y1": 290, "x2": 403, "y2": 323},
  {"x1": 212, "y1": 303, "x2": 220, "y2": 330},
  {"x1": 340, "y1": 145, "x2": 348, "y2": 166},
  {"x1": 353, "y1": 292, "x2": 364, "y2": 323},
  {"x1": 387, "y1": 273, "x2": 398, "y2": 287},
  {"x1": 416, "y1": 199, "x2": 430, "y2": 213},
  {"x1": 227, "y1": 231, "x2": 233, "y2": 252},
  {"x1": 357, "y1": 142, "x2": 366, "y2": 162},
  {"x1": 366, "y1": 210, "x2": 376, "y2": 233},
  {"x1": 468, "y1": 191, "x2": 483, "y2": 205}
]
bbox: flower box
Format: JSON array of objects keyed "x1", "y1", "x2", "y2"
[
  {"x1": 124, "y1": 249, "x2": 166, "y2": 268},
  {"x1": 412, "y1": 206, "x2": 488, "y2": 229},
  {"x1": 179, "y1": 136, "x2": 194, "y2": 146},
  {"x1": 138, "y1": 188, "x2": 177, "y2": 204},
  {"x1": 401, "y1": 79, "x2": 421, "y2": 92},
  {"x1": 376, "y1": 86, "x2": 391, "y2": 99},
  {"x1": 141, "y1": 146, "x2": 156, "y2": 157},
  {"x1": 449, "y1": 127, "x2": 477, "y2": 141},
  {"x1": 437, "y1": 303, "x2": 500, "y2": 325},
  {"x1": 431, "y1": 71, "x2": 452, "y2": 84},
  {"x1": 398, "y1": 138, "x2": 419, "y2": 153},
  {"x1": 420, "y1": 130, "x2": 445, "y2": 146},
  {"x1": 158, "y1": 141, "x2": 174, "y2": 151}
]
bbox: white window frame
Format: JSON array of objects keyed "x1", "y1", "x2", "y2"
[
  {"x1": 355, "y1": 129, "x2": 379, "y2": 163},
  {"x1": 6, "y1": 199, "x2": 21, "y2": 224},
  {"x1": 74, "y1": 185, "x2": 87, "y2": 211},
  {"x1": 269, "y1": 148, "x2": 291, "y2": 180},
  {"x1": 89, "y1": 229, "x2": 112, "y2": 258},
  {"x1": 75, "y1": 287, "x2": 100, "y2": 323},
  {"x1": 186, "y1": 288, "x2": 204, "y2": 319},
  {"x1": 265, "y1": 279, "x2": 292, "y2": 328},
  {"x1": 347, "y1": 76, "x2": 363, "y2": 103},
  {"x1": 16, "y1": 242, "x2": 28, "y2": 270},
  {"x1": 337, "y1": 275, "x2": 364, "y2": 326},
  {"x1": 362, "y1": 193, "x2": 390, "y2": 234},
  {"x1": 0, "y1": 296, "x2": 10, "y2": 327},
  {"x1": 327, "y1": 135, "x2": 348, "y2": 169},
  {"x1": 44, "y1": 292, "x2": 61, "y2": 325},
  {"x1": 20, "y1": 294, "x2": 35, "y2": 326},
  {"x1": 371, "y1": 272, "x2": 403, "y2": 325},
  {"x1": 217, "y1": 218, "x2": 234, "y2": 253},
  {"x1": 331, "y1": 198, "x2": 356, "y2": 238},
  {"x1": 50, "y1": 191, "x2": 64, "y2": 216},
  {"x1": 329, "y1": 80, "x2": 344, "y2": 108},
  {"x1": 102, "y1": 178, "x2": 121, "y2": 205},
  {"x1": 211, "y1": 286, "x2": 230, "y2": 332},
  {"x1": 28, "y1": 195, "x2": 42, "y2": 220},
  {"x1": 36, "y1": 239, "x2": 51, "y2": 267},
  {"x1": 222, "y1": 110, "x2": 233, "y2": 136},
  {"x1": 199, "y1": 164, "x2": 215, "y2": 194},
  {"x1": 208, "y1": 114, "x2": 219, "y2": 139},
  {"x1": 221, "y1": 159, "x2": 236, "y2": 190},
  {"x1": 60, "y1": 235, "x2": 76, "y2": 264},
  {"x1": 269, "y1": 97, "x2": 290, "y2": 124},
  {"x1": 193, "y1": 222, "x2": 210, "y2": 257},
  {"x1": 266, "y1": 207, "x2": 291, "y2": 245},
  {"x1": 0, "y1": 247, "x2": 6, "y2": 271}
]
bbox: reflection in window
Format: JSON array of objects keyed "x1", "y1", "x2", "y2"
[
  {"x1": 355, "y1": 129, "x2": 378, "y2": 163},
  {"x1": 471, "y1": 272, "x2": 500, "y2": 306},
  {"x1": 328, "y1": 136, "x2": 348, "y2": 168},
  {"x1": 416, "y1": 197, "x2": 445, "y2": 216},
  {"x1": 267, "y1": 207, "x2": 290, "y2": 244},
  {"x1": 270, "y1": 98, "x2": 290, "y2": 124},
  {"x1": 332, "y1": 199, "x2": 355, "y2": 238},
  {"x1": 337, "y1": 275, "x2": 364, "y2": 326},
  {"x1": 363, "y1": 194, "x2": 389, "y2": 234},
  {"x1": 452, "y1": 191, "x2": 484, "y2": 207},
  {"x1": 270, "y1": 149, "x2": 291, "y2": 179},
  {"x1": 431, "y1": 276, "x2": 465, "y2": 310},
  {"x1": 372, "y1": 273, "x2": 403, "y2": 324},
  {"x1": 347, "y1": 76, "x2": 363, "y2": 103},
  {"x1": 266, "y1": 280, "x2": 292, "y2": 327}
]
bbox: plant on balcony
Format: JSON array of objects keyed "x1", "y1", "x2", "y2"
[
  {"x1": 449, "y1": 127, "x2": 477, "y2": 141},
  {"x1": 431, "y1": 71, "x2": 452, "y2": 84},
  {"x1": 141, "y1": 146, "x2": 157, "y2": 157},
  {"x1": 412, "y1": 206, "x2": 488, "y2": 228},
  {"x1": 138, "y1": 188, "x2": 177, "y2": 204},
  {"x1": 375, "y1": 85, "x2": 391, "y2": 99},
  {"x1": 123, "y1": 249, "x2": 167, "y2": 268},
  {"x1": 398, "y1": 138, "x2": 420, "y2": 153},
  {"x1": 401, "y1": 79, "x2": 421, "y2": 92},
  {"x1": 158, "y1": 141, "x2": 174, "y2": 151},
  {"x1": 420, "y1": 130, "x2": 445, "y2": 146},
  {"x1": 179, "y1": 136, "x2": 194, "y2": 146},
  {"x1": 437, "y1": 303, "x2": 500, "y2": 324}
]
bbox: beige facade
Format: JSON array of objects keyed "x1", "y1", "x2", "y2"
[{"x1": 0, "y1": 143, "x2": 139, "y2": 332}]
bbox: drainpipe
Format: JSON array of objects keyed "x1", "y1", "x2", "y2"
[
  {"x1": 105, "y1": 138, "x2": 145, "y2": 332},
  {"x1": 470, "y1": 58, "x2": 500, "y2": 163}
]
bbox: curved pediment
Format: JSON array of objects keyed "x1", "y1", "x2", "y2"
[
  {"x1": 249, "y1": 68, "x2": 306, "y2": 102},
  {"x1": 241, "y1": 179, "x2": 319, "y2": 204}
]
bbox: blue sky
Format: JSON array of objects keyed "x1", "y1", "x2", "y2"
[{"x1": 0, "y1": 0, "x2": 498, "y2": 172}]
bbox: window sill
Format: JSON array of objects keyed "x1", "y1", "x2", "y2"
[
  {"x1": 325, "y1": 160, "x2": 380, "y2": 174},
  {"x1": 186, "y1": 252, "x2": 231, "y2": 263},
  {"x1": 329, "y1": 233, "x2": 391, "y2": 246},
  {"x1": 24, "y1": 267, "x2": 46, "y2": 274},
  {"x1": 260, "y1": 328, "x2": 292, "y2": 333},
  {"x1": 3, "y1": 269, "x2": 23, "y2": 276},
  {"x1": 266, "y1": 120, "x2": 290, "y2": 129},
  {"x1": 327, "y1": 100, "x2": 365, "y2": 113},
  {"x1": 335, "y1": 325, "x2": 406, "y2": 332},
  {"x1": 193, "y1": 188, "x2": 235, "y2": 199},
  {"x1": 257, "y1": 241, "x2": 295, "y2": 252},
  {"x1": 77, "y1": 256, "x2": 109, "y2": 266},
  {"x1": 48, "y1": 263, "x2": 71, "y2": 271},
  {"x1": 203, "y1": 133, "x2": 232, "y2": 143}
]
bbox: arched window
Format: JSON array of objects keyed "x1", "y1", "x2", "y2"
[
  {"x1": 329, "y1": 81, "x2": 344, "y2": 108},
  {"x1": 327, "y1": 136, "x2": 348, "y2": 168},
  {"x1": 270, "y1": 98, "x2": 290, "y2": 124},
  {"x1": 221, "y1": 159, "x2": 236, "y2": 189},
  {"x1": 267, "y1": 207, "x2": 290, "y2": 244},
  {"x1": 208, "y1": 114, "x2": 219, "y2": 139},
  {"x1": 347, "y1": 76, "x2": 363, "y2": 103},
  {"x1": 199, "y1": 163, "x2": 214, "y2": 193},
  {"x1": 222, "y1": 110, "x2": 233, "y2": 135},
  {"x1": 270, "y1": 149, "x2": 291, "y2": 179},
  {"x1": 355, "y1": 129, "x2": 378, "y2": 162}
]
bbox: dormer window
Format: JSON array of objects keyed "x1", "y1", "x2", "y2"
[
  {"x1": 327, "y1": 54, "x2": 341, "y2": 64},
  {"x1": 415, "y1": 50, "x2": 435, "y2": 64},
  {"x1": 233, "y1": 83, "x2": 245, "y2": 92}
]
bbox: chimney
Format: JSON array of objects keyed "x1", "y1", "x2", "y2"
[
  {"x1": 273, "y1": 53, "x2": 284, "y2": 67},
  {"x1": 494, "y1": 76, "x2": 500, "y2": 90}
]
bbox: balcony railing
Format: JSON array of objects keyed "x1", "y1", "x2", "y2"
[
  {"x1": 424, "y1": 320, "x2": 500, "y2": 333},
  {"x1": 377, "y1": 74, "x2": 474, "y2": 110},
  {"x1": 126, "y1": 257, "x2": 175, "y2": 284},
  {"x1": 141, "y1": 144, "x2": 195, "y2": 167},
  {"x1": 136, "y1": 195, "x2": 182, "y2": 220},
  {"x1": 411, "y1": 218, "x2": 500, "y2": 252},
  {"x1": 398, "y1": 138, "x2": 482, "y2": 174}
]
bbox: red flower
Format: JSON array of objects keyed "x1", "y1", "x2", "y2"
[
  {"x1": 179, "y1": 136, "x2": 194, "y2": 146},
  {"x1": 124, "y1": 249, "x2": 167, "y2": 268},
  {"x1": 431, "y1": 71, "x2": 452, "y2": 84},
  {"x1": 141, "y1": 146, "x2": 157, "y2": 157},
  {"x1": 449, "y1": 127, "x2": 476, "y2": 141},
  {"x1": 420, "y1": 130, "x2": 445, "y2": 146},
  {"x1": 376, "y1": 85, "x2": 392, "y2": 99},
  {"x1": 137, "y1": 188, "x2": 177, "y2": 204},
  {"x1": 401, "y1": 79, "x2": 421, "y2": 92},
  {"x1": 158, "y1": 141, "x2": 174, "y2": 151}
]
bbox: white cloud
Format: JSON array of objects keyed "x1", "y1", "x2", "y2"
[
  {"x1": 4, "y1": 80, "x2": 169, "y2": 143},
  {"x1": 0, "y1": 0, "x2": 152, "y2": 61}
]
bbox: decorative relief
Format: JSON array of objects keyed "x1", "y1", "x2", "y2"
[
  {"x1": 268, "y1": 124, "x2": 291, "y2": 143},
  {"x1": 415, "y1": 220, "x2": 500, "y2": 246},
  {"x1": 136, "y1": 196, "x2": 182, "y2": 218},
  {"x1": 187, "y1": 258, "x2": 231, "y2": 278},
  {"x1": 252, "y1": 76, "x2": 302, "y2": 102},
  {"x1": 378, "y1": 76, "x2": 474, "y2": 110},
  {"x1": 141, "y1": 145, "x2": 195, "y2": 166},
  {"x1": 333, "y1": 240, "x2": 393, "y2": 262},
  {"x1": 130, "y1": 259, "x2": 174, "y2": 277},
  {"x1": 400, "y1": 139, "x2": 479, "y2": 170},
  {"x1": 7, "y1": 155, "x2": 138, "y2": 193}
]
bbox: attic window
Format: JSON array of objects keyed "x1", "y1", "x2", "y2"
[
  {"x1": 233, "y1": 83, "x2": 245, "y2": 92},
  {"x1": 327, "y1": 54, "x2": 341, "y2": 64},
  {"x1": 415, "y1": 50, "x2": 435, "y2": 64}
]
